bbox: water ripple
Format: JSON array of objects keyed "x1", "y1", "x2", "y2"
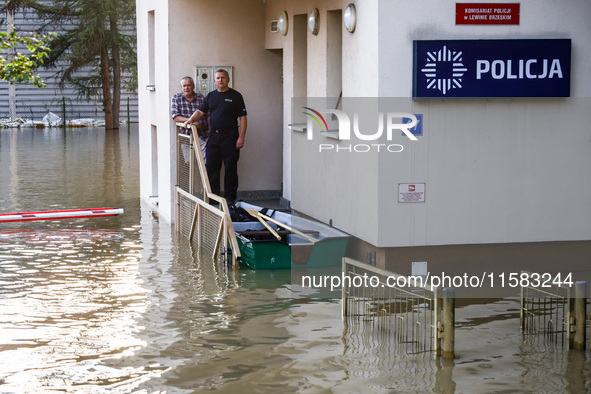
[{"x1": 0, "y1": 226, "x2": 153, "y2": 392}]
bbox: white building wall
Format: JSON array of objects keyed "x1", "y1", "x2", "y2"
[
  {"x1": 265, "y1": 0, "x2": 380, "y2": 206},
  {"x1": 373, "y1": 0, "x2": 591, "y2": 247},
  {"x1": 279, "y1": 0, "x2": 591, "y2": 248},
  {"x1": 136, "y1": 0, "x2": 173, "y2": 221}
]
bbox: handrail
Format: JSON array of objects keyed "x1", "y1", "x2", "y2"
[{"x1": 175, "y1": 123, "x2": 241, "y2": 268}]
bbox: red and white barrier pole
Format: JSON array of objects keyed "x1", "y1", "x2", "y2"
[{"x1": 0, "y1": 207, "x2": 124, "y2": 223}]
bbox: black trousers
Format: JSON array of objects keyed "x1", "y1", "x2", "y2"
[{"x1": 206, "y1": 129, "x2": 240, "y2": 204}]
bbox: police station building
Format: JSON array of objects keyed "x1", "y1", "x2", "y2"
[{"x1": 136, "y1": 0, "x2": 591, "y2": 278}]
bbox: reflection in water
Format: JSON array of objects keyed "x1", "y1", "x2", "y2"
[
  {"x1": 340, "y1": 318, "x2": 453, "y2": 392},
  {"x1": 0, "y1": 127, "x2": 590, "y2": 392},
  {"x1": 0, "y1": 226, "x2": 151, "y2": 390}
]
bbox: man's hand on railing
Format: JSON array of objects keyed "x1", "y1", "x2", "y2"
[{"x1": 181, "y1": 121, "x2": 201, "y2": 130}]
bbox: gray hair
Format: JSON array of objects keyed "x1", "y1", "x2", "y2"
[{"x1": 180, "y1": 76, "x2": 195, "y2": 86}]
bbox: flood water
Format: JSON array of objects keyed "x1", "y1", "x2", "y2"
[{"x1": 0, "y1": 126, "x2": 590, "y2": 393}]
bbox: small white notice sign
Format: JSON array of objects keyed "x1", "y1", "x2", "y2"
[{"x1": 398, "y1": 183, "x2": 426, "y2": 203}]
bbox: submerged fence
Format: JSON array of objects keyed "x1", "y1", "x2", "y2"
[
  {"x1": 520, "y1": 271, "x2": 588, "y2": 350},
  {"x1": 175, "y1": 125, "x2": 241, "y2": 267},
  {"x1": 0, "y1": 96, "x2": 138, "y2": 126},
  {"x1": 342, "y1": 257, "x2": 455, "y2": 358},
  {"x1": 341, "y1": 264, "x2": 588, "y2": 357}
]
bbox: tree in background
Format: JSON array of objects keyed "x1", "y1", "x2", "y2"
[
  {"x1": 2, "y1": 0, "x2": 137, "y2": 129},
  {"x1": 0, "y1": 30, "x2": 51, "y2": 87}
]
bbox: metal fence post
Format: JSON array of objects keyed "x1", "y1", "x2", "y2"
[
  {"x1": 342, "y1": 257, "x2": 349, "y2": 318},
  {"x1": 174, "y1": 189, "x2": 179, "y2": 233},
  {"x1": 62, "y1": 97, "x2": 67, "y2": 128},
  {"x1": 434, "y1": 286, "x2": 442, "y2": 357},
  {"x1": 520, "y1": 281, "x2": 525, "y2": 331},
  {"x1": 573, "y1": 281, "x2": 587, "y2": 350},
  {"x1": 443, "y1": 287, "x2": 455, "y2": 359}
]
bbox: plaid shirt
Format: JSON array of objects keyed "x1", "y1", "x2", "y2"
[{"x1": 171, "y1": 91, "x2": 209, "y2": 136}]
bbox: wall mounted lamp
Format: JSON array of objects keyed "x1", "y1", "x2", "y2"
[
  {"x1": 308, "y1": 8, "x2": 319, "y2": 35},
  {"x1": 344, "y1": 4, "x2": 356, "y2": 33},
  {"x1": 278, "y1": 11, "x2": 288, "y2": 35}
]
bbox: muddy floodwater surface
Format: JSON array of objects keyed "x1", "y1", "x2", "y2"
[{"x1": 0, "y1": 127, "x2": 590, "y2": 393}]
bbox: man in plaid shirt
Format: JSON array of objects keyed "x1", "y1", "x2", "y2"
[{"x1": 171, "y1": 76, "x2": 209, "y2": 160}]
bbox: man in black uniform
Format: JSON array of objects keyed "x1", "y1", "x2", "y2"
[{"x1": 183, "y1": 69, "x2": 247, "y2": 205}]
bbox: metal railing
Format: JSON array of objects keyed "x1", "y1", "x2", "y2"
[
  {"x1": 520, "y1": 271, "x2": 587, "y2": 350},
  {"x1": 174, "y1": 124, "x2": 241, "y2": 268},
  {"x1": 342, "y1": 257, "x2": 455, "y2": 358}
]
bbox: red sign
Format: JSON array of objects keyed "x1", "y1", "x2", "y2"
[{"x1": 456, "y1": 3, "x2": 520, "y2": 25}]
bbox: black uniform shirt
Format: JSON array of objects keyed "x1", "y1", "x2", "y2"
[{"x1": 200, "y1": 88, "x2": 247, "y2": 131}]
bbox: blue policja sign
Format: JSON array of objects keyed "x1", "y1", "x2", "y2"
[{"x1": 413, "y1": 39, "x2": 571, "y2": 98}]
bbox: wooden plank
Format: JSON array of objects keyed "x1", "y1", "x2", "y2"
[
  {"x1": 244, "y1": 209, "x2": 282, "y2": 240},
  {"x1": 249, "y1": 210, "x2": 319, "y2": 243},
  {"x1": 209, "y1": 193, "x2": 242, "y2": 268},
  {"x1": 212, "y1": 215, "x2": 224, "y2": 259}
]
